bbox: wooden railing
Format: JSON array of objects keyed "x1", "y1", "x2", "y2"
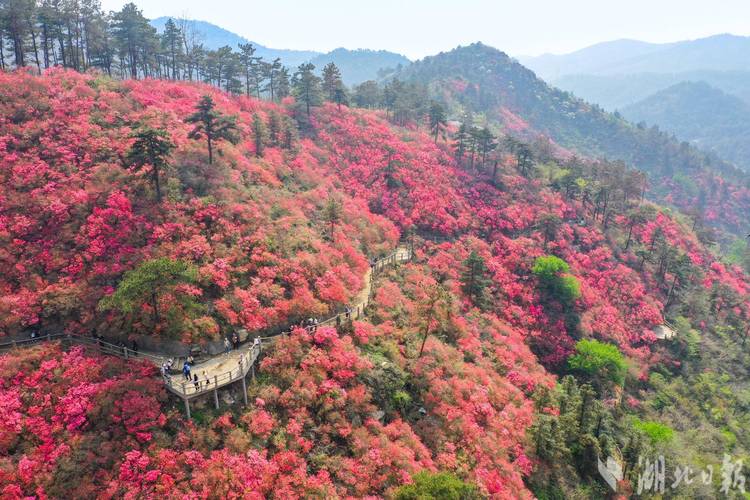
[
  {"x1": 163, "y1": 343, "x2": 261, "y2": 398},
  {"x1": 0, "y1": 332, "x2": 165, "y2": 363},
  {"x1": 0, "y1": 245, "x2": 413, "y2": 404}
]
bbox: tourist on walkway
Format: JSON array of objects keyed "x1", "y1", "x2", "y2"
[
  {"x1": 345, "y1": 306, "x2": 351, "y2": 320},
  {"x1": 160, "y1": 363, "x2": 167, "y2": 377},
  {"x1": 224, "y1": 337, "x2": 231, "y2": 354},
  {"x1": 183, "y1": 361, "x2": 191, "y2": 380},
  {"x1": 253, "y1": 337, "x2": 260, "y2": 350},
  {"x1": 187, "y1": 355, "x2": 194, "y2": 365},
  {"x1": 193, "y1": 373, "x2": 200, "y2": 391},
  {"x1": 204, "y1": 371, "x2": 210, "y2": 387},
  {"x1": 232, "y1": 332, "x2": 239, "y2": 350}
]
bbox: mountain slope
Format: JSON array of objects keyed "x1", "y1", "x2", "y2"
[
  {"x1": 309, "y1": 48, "x2": 410, "y2": 85},
  {"x1": 522, "y1": 34, "x2": 750, "y2": 81},
  {"x1": 150, "y1": 17, "x2": 320, "y2": 66},
  {"x1": 622, "y1": 81, "x2": 750, "y2": 170},
  {"x1": 519, "y1": 38, "x2": 669, "y2": 81},
  {"x1": 394, "y1": 42, "x2": 750, "y2": 237},
  {"x1": 552, "y1": 70, "x2": 750, "y2": 110},
  {"x1": 2, "y1": 68, "x2": 750, "y2": 499}
]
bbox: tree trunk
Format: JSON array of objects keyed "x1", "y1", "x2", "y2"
[{"x1": 153, "y1": 165, "x2": 162, "y2": 202}]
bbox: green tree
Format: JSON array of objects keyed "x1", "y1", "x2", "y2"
[
  {"x1": 292, "y1": 62, "x2": 322, "y2": 117},
  {"x1": 186, "y1": 95, "x2": 240, "y2": 164},
  {"x1": 237, "y1": 42, "x2": 259, "y2": 97},
  {"x1": 160, "y1": 18, "x2": 182, "y2": 79},
  {"x1": 428, "y1": 102, "x2": 448, "y2": 143},
  {"x1": 353, "y1": 80, "x2": 382, "y2": 108},
  {"x1": 111, "y1": 3, "x2": 156, "y2": 79},
  {"x1": 460, "y1": 251, "x2": 492, "y2": 309},
  {"x1": 453, "y1": 122, "x2": 470, "y2": 162},
  {"x1": 476, "y1": 127, "x2": 497, "y2": 168},
  {"x1": 333, "y1": 86, "x2": 348, "y2": 110},
  {"x1": 126, "y1": 125, "x2": 175, "y2": 202},
  {"x1": 393, "y1": 471, "x2": 478, "y2": 500},
  {"x1": 531, "y1": 255, "x2": 581, "y2": 306},
  {"x1": 568, "y1": 339, "x2": 628, "y2": 388},
  {"x1": 322, "y1": 196, "x2": 343, "y2": 240},
  {"x1": 321, "y1": 61, "x2": 343, "y2": 101},
  {"x1": 98, "y1": 257, "x2": 199, "y2": 331},
  {"x1": 252, "y1": 113, "x2": 266, "y2": 158},
  {"x1": 262, "y1": 57, "x2": 283, "y2": 101}
]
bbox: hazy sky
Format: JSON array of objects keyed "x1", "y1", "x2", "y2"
[{"x1": 99, "y1": 0, "x2": 750, "y2": 59}]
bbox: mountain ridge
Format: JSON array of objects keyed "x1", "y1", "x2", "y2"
[
  {"x1": 622, "y1": 80, "x2": 750, "y2": 170},
  {"x1": 521, "y1": 33, "x2": 750, "y2": 81}
]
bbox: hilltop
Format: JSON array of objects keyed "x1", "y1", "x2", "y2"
[
  {"x1": 394, "y1": 42, "x2": 750, "y2": 239},
  {"x1": 622, "y1": 81, "x2": 750, "y2": 170},
  {"x1": 150, "y1": 17, "x2": 320, "y2": 66},
  {"x1": 521, "y1": 33, "x2": 750, "y2": 81},
  {"x1": 1, "y1": 68, "x2": 749, "y2": 498}
]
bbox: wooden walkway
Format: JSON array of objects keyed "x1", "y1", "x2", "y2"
[{"x1": 0, "y1": 245, "x2": 413, "y2": 418}]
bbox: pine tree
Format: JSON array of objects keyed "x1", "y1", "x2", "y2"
[
  {"x1": 186, "y1": 95, "x2": 240, "y2": 164},
  {"x1": 292, "y1": 62, "x2": 322, "y2": 117},
  {"x1": 126, "y1": 125, "x2": 175, "y2": 202},
  {"x1": 252, "y1": 113, "x2": 266, "y2": 158},
  {"x1": 476, "y1": 127, "x2": 497, "y2": 168},
  {"x1": 322, "y1": 62, "x2": 343, "y2": 101},
  {"x1": 322, "y1": 196, "x2": 343, "y2": 240},
  {"x1": 428, "y1": 102, "x2": 448, "y2": 143},
  {"x1": 460, "y1": 251, "x2": 492, "y2": 309},
  {"x1": 161, "y1": 18, "x2": 182, "y2": 79},
  {"x1": 453, "y1": 122, "x2": 469, "y2": 162},
  {"x1": 98, "y1": 257, "x2": 199, "y2": 329},
  {"x1": 262, "y1": 57, "x2": 283, "y2": 101}
]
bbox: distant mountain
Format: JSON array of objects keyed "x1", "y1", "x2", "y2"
[
  {"x1": 397, "y1": 43, "x2": 743, "y2": 182},
  {"x1": 521, "y1": 34, "x2": 750, "y2": 81},
  {"x1": 519, "y1": 39, "x2": 671, "y2": 81},
  {"x1": 552, "y1": 70, "x2": 750, "y2": 111},
  {"x1": 309, "y1": 48, "x2": 410, "y2": 85},
  {"x1": 150, "y1": 17, "x2": 320, "y2": 67},
  {"x1": 622, "y1": 81, "x2": 750, "y2": 170}
]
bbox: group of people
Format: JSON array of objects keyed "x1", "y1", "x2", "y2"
[
  {"x1": 223, "y1": 332, "x2": 240, "y2": 354},
  {"x1": 302, "y1": 318, "x2": 320, "y2": 333}
]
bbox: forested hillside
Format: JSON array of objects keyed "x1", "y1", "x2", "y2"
[
  {"x1": 0, "y1": 66, "x2": 749, "y2": 498},
  {"x1": 1, "y1": 4, "x2": 750, "y2": 497},
  {"x1": 393, "y1": 43, "x2": 750, "y2": 242},
  {"x1": 622, "y1": 81, "x2": 750, "y2": 170}
]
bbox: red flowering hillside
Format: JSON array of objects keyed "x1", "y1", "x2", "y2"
[
  {"x1": 0, "y1": 69, "x2": 397, "y2": 342},
  {"x1": 1, "y1": 69, "x2": 750, "y2": 498}
]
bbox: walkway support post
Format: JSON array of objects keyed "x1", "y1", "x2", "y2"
[
  {"x1": 241, "y1": 375, "x2": 248, "y2": 406},
  {"x1": 184, "y1": 398, "x2": 191, "y2": 419},
  {"x1": 214, "y1": 375, "x2": 219, "y2": 409}
]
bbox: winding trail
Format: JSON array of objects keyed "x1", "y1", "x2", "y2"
[{"x1": 0, "y1": 245, "x2": 413, "y2": 416}]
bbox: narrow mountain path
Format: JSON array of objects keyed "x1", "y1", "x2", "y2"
[{"x1": 0, "y1": 245, "x2": 412, "y2": 402}]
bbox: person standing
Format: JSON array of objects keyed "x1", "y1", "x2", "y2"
[
  {"x1": 224, "y1": 337, "x2": 231, "y2": 354},
  {"x1": 232, "y1": 332, "x2": 239, "y2": 350},
  {"x1": 183, "y1": 361, "x2": 191, "y2": 380},
  {"x1": 193, "y1": 373, "x2": 200, "y2": 391}
]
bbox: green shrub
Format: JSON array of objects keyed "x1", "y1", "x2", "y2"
[
  {"x1": 393, "y1": 471, "x2": 478, "y2": 500},
  {"x1": 532, "y1": 255, "x2": 581, "y2": 305},
  {"x1": 568, "y1": 339, "x2": 627, "y2": 386},
  {"x1": 633, "y1": 419, "x2": 674, "y2": 445}
]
